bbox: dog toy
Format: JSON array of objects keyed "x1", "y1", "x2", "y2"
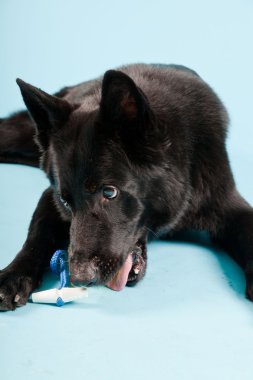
[{"x1": 31, "y1": 250, "x2": 88, "y2": 306}]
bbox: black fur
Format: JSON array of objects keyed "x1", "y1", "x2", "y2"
[{"x1": 1, "y1": 63, "x2": 253, "y2": 311}]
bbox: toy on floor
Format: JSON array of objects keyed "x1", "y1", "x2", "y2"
[{"x1": 31, "y1": 250, "x2": 88, "y2": 306}]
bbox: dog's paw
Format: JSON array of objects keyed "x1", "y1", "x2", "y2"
[
  {"x1": 246, "y1": 284, "x2": 253, "y2": 302},
  {"x1": 245, "y1": 271, "x2": 253, "y2": 302},
  {"x1": 0, "y1": 270, "x2": 34, "y2": 311}
]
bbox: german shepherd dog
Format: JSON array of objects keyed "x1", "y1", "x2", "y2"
[{"x1": 1, "y1": 64, "x2": 253, "y2": 311}]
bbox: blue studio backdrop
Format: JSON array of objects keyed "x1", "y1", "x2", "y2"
[{"x1": 1, "y1": 1, "x2": 253, "y2": 380}]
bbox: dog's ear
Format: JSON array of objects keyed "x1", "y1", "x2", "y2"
[
  {"x1": 16, "y1": 78, "x2": 75, "y2": 149},
  {"x1": 100, "y1": 70, "x2": 150, "y2": 125}
]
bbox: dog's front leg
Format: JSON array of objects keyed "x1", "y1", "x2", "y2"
[{"x1": 0, "y1": 187, "x2": 70, "y2": 311}]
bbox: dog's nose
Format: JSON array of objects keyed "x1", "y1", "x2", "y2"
[
  {"x1": 70, "y1": 274, "x2": 97, "y2": 287},
  {"x1": 69, "y1": 251, "x2": 98, "y2": 286}
]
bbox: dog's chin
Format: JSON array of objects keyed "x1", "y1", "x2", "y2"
[{"x1": 106, "y1": 242, "x2": 147, "y2": 291}]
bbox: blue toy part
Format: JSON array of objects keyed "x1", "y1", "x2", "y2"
[
  {"x1": 56, "y1": 297, "x2": 65, "y2": 307},
  {"x1": 30, "y1": 250, "x2": 87, "y2": 307},
  {"x1": 50, "y1": 250, "x2": 69, "y2": 306}
]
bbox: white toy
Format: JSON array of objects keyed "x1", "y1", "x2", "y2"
[{"x1": 31, "y1": 287, "x2": 88, "y2": 306}]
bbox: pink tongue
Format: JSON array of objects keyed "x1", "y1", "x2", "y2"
[{"x1": 106, "y1": 254, "x2": 133, "y2": 291}]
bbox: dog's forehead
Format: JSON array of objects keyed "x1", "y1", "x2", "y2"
[
  {"x1": 52, "y1": 110, "x2": 98, "y2": 161},
  {"x1": 51, "y1": 119, "x2": 132, "y2": 190}
]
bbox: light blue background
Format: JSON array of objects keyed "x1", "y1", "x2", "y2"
[{"x1": 1, "y1": 1, "x2": 253, "y2": 379}]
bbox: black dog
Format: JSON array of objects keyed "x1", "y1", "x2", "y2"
[{"x1": 1, "y1": 63, "x2": 253, "y2": 311}]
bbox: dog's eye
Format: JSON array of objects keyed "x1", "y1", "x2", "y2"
[
  {"x1": 102, "y1": 185, "x2": 118, "y2": 199},
  {"x1": 59, "y1": 196, "x2": 71, "y2": 210}
]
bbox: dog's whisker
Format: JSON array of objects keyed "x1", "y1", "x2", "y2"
[{"x1": 145, "y1": 227, "x2": 159, "y2": 239}]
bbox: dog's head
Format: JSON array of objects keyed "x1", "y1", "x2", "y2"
[{"x1": 17, "y1": 70, "x2": 171, "y2": 290}]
